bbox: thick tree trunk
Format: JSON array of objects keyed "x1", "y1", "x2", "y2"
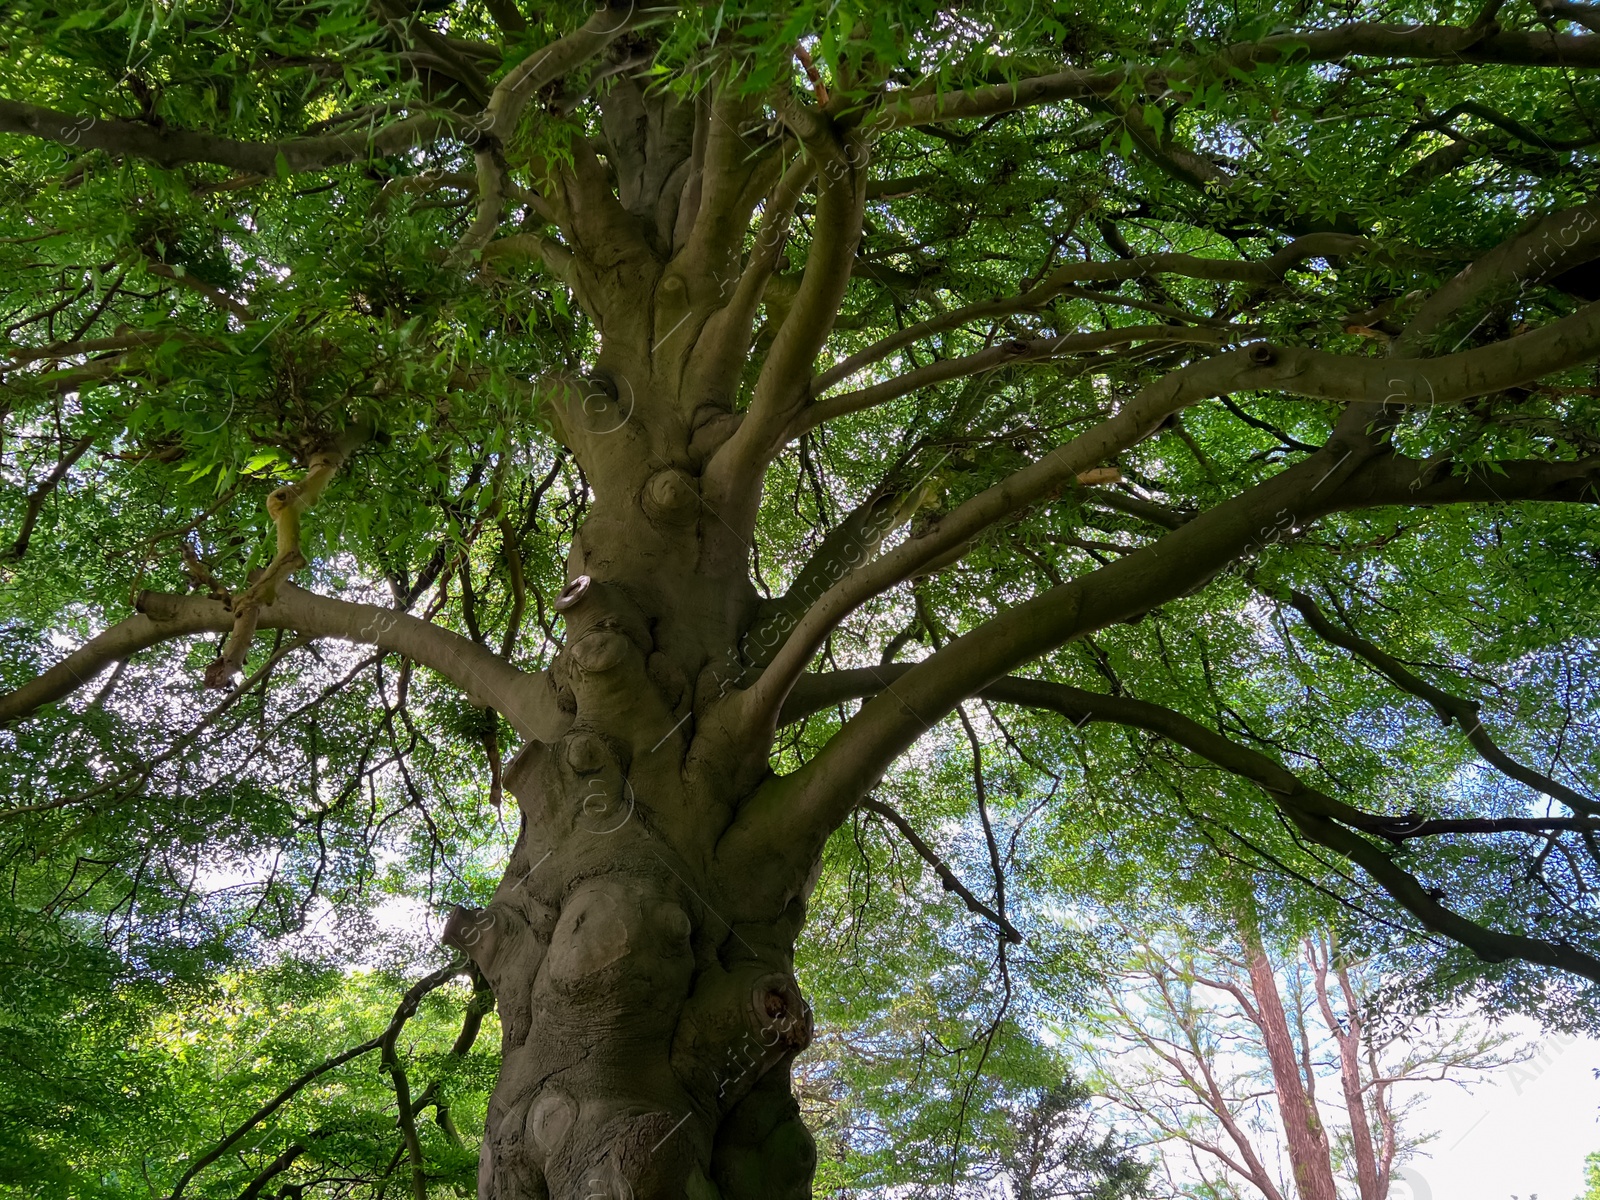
[
  {"x1": 444, "y1": 831, "x2": 815, "y2": 1200},
  {"x1": 419, "y1": 61, "x2": 852, "y2": 1190},
  {"x1": 440, "y1": 422, "x2": 818, "y2": 1198}
]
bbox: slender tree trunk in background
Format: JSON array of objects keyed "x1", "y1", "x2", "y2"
[
  {"x1": 1308, "y1": 937, "x2": 1385, "y2": 1200},
  {"x1": 1240, "y1": 922, "x2": 1339, "y2": 1200}
]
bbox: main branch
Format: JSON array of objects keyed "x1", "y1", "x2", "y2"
[{"x1": 0, "y1": 585, "x2": 568, "y2": 743}]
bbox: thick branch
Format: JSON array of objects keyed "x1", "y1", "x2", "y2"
[
  {"x1": 736, "y1": 307, "x2": 1600, "y2": 744},
  {"x1": 1396, "y1": 200, "x2": 1600, "y2": 354},
  {"x1": 0, "y1": 99, "x2": 458, "y2": 172},
  {"x1": 0, "y1": 585, "x2": 569, "y2": 742},
  {"x1": 684, "y1": 153, "x2": 818, "y2": 405},
  {"x1": 725, "y1": 414, "x2": 1600, "y2": 905},
  {"x1": 381, "y1": 993, "x2": 429, "y2": 1200},
  {"x1": 742, "y1": 486, "x2": 927, "y2": 671},
  {"x1": 1538, "y1": 0, "x2": 1600, "y2": 32},
  {"x1": 792, "y1": 669, "x2": 1600, "y2": 982},
  {"x1": 487, "y1": 5, "x2": 654, "y2": 142},
  {"x1": 706, "y1": 118, "x2": 869, "y2": 516},
  {"x1": 4, "y1": 331, "x2": 171, "y2": 365},
  {"x1": 872, "y1": 24, "x2": 1600, "y2": 133},
  {"x1": 719, "y1": 434, "x2": 1380, "y2": 902}
]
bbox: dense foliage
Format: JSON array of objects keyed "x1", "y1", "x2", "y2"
[{"x1": 4, "y1": 0, "x2": 1600, "y2": 1195}]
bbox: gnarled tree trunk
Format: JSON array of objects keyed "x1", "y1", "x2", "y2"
[
  {"x1": 11, "y1": 13, "x2": 1600, "y2": 1198},
  {"x1": 441, "y1": 371, "x2": 820, "y2": 1197}
]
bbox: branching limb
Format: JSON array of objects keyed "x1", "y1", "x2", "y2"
[
  {"x1": 1396, "y1": 199, "x2": 1600, "y2": 354},
  {"x1": 0, "y1": 584, "x2": 567, "y2": 742},
  {"x1": 719, "y1": 433, "x2": 1381, "y2": 902},
  {"x1": 705, "y1": 110, "x2": 870, "y2": 519},
  {"x1": 5, "y1": 431, "x2": 95, "y2": 560},
  {"x1": 1405, "y1": 101, "x2": 1600, "y2": 153},
  {"x1": 0, "y1": 99, "x2": 460, "y2": 173},
  {"x1": 1326, "y1": 451, "x2": 1600, "y2": 510},
  {"x1": 233, "y1": 1141, "x2": 317, "y2": 1200},
  {"x1": 724, "y1": 401, "x2": 1600, "y2": 907},
  {"x1": 871, "y1": 24, "x2": 1600, "y2": 134},
  {"x1": 741, "y1": 485, "x2": 932, "y2": 671},
  {"x1": 381, "y1": 995, "x2": 429, "y2": 1200},
  {"x1": 141, "y1": 260, "x2": 253, "y2": 320},
  {"x1": 19, "y1": 357, "x2": 130, "y2": 399},
  {"x1": 485, "y1": 6, "x2": 654, "y2": 145},
  {"x1": 796, "y1": 325, "x2": 1232, "y2": 437},
  {"x1": 791, "y1": 669, "x2": 1600, "y2": 982},
  {"x1": 684, "y1": 152, "x2": 817, "y2": 405},
  {"x1": 860, "y1": 797, "x2": 1023, "y2": 942},
  {"x1": 731, "y1": 351, "x2": 1262, "y2": 733},
  {"x1": 1537, "y1": 0, "x2": 1600, "y2": 31},
  {"x1": 454, "y1": 147, "x2": 511, "y2": 261},
  {"x1": 1091, "y1": 95, "x2": 1231, "y2": 193},
  {"x1": 675, "y1": 82, "x2": 773, "y2": 287},
  {"x1": 463, "y1": 9, "x2": 667, "y2": 261},
  {"x1": 165, "y1": 962, "x2": 469, "y2": 1200},
  {"x1": 4, "y1": 330, "x2": 170, "y2": 365},
  {"x1": 743, "y1": 305, "x2": 1600, "y2": 749},
  {"x1": 372, "y1": 0, "x2": 491, "y2": 106},
  {"x1": 812, "y1": 234, "x2": 1366, "y2": 397},
  {"x1": 205, "y1": 426, "x2": 370, "y2": 688}
]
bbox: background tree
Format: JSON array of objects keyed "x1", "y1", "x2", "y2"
[
  {"x1": 5, "y1": 0, "x2": 1600, "y2": 1197},
  {"x1": 1070, "y1": 921, "x2": 1520, "y2": 1200}
]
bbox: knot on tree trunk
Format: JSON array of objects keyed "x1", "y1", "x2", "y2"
[{"x1": 642, "y1": 467, "x2": 700, "y2": 525}]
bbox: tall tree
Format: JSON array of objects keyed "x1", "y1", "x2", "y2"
[
  {"x1": 5, "y1": 1, "x2": 1600, "y2": 1196},
  {"x1": 1071, "y1": 927, "x2": 1517, "y2": 1199}
]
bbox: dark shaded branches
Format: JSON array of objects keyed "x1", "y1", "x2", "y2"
[
  {"x1": 791, "y1": 669, "x2": 1600, "y2": 983},
  {"x1": 1281, "y1": 589, "x2": 1600, "y2": 817},
  {"x1": 166, "y1": 962, "x2": 471, "y2": 1200},
  {"x1": 860, "y1": 796, "x2": 1023, "y2": 944}
]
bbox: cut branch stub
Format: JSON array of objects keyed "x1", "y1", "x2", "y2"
[
  {"x1": 554, "y1": 574, "x2": 592, "y2": 611},
  {"x1": 563, "y1": 731, "x2": 610, "y2": 774},
  {"x1": 643, "y1": 467, "x2": 700, "y2": 525},
  {"x1": 749, "y1": 972, "x2": 813, "y2": 1056}
]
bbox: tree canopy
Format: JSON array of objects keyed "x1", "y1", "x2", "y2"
[{"x1": 3, "y1": 0, "x2": 1600, "y2": 1196}]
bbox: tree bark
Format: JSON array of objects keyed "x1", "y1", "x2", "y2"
[
  {"x1": 1308, "y1": 937, "x2": 1385, "y2": 1200},
  {"x1": 1240, "y1": 919, "x2": 1339, "y2": 1200},
  {"x1": 436, "y1": 399, "x2": 817, "y2": 1198}
]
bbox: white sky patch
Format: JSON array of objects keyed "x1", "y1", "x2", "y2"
[{"x1": 1404, "y1": 1017, "x2": 1600, "y2": 1199}]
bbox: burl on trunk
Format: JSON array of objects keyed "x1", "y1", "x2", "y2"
[{"x1": 444, "y1": 466, "x2": 817, "y2": 1199}]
